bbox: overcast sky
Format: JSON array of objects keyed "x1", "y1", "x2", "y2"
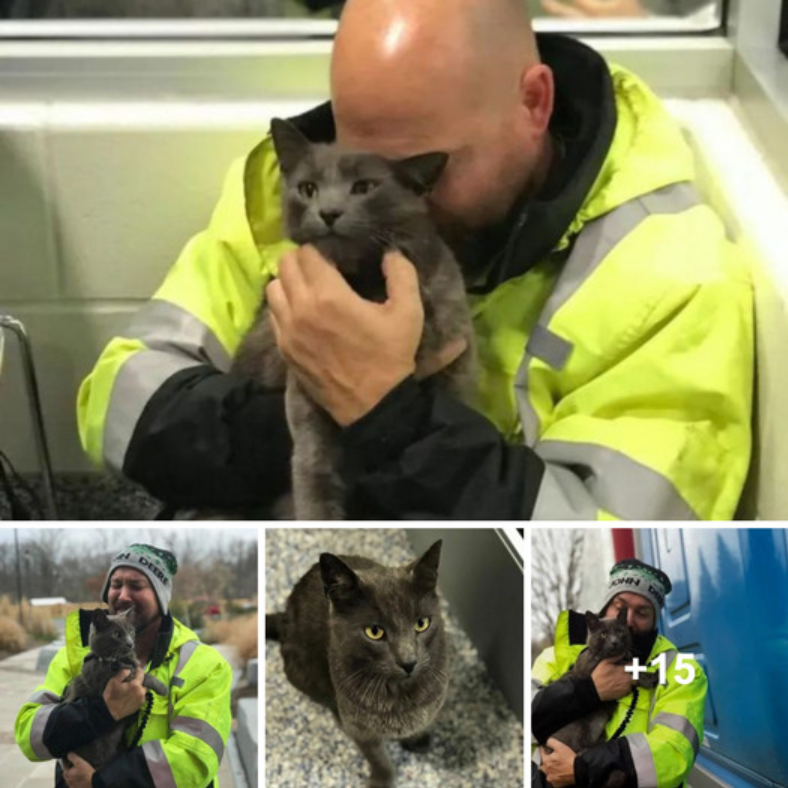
[{"x1": 0, "y1": 526, "x2": 258, "y2": 556}]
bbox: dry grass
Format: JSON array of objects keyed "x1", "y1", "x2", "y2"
[
  {"x1": 0, "y1": 595, "x2": 58, "y2": 640},
  {"x1": 203, "y1": 613, "x2": 258, "y2": 663},
  {"x1": 0, "y1": 615, "x2": 28, "y2": 653}
]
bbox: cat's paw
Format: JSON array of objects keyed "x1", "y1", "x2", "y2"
[{"x1": 400, "y1": 732, "x2": 431, "y2": 753}]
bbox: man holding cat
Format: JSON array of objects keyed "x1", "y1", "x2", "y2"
[
  {"x1": 77, "y1": 0, "x2": 753, "y2": 519},
  {"x1": 532, "y1": 559, "x2": 707, "y2": 788},
  {"x1": 15, "y1": 544, "x2": 233, "y2": 788}
]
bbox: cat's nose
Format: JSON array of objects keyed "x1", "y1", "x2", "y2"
[
  {"x1": 320, "y1": 210, "x2": 342, "y2": 227},
  {"x1": 398, "y1": 660, "x2": 417, "y2": 676}
]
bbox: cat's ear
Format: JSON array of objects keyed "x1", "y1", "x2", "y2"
[
  {"x1": 585, "y1": 611, "x2": 602, "y2": 632},
  {"x1": 408, "y1": 540, "x2": 442, "y2": 592},
  {"x1": 270, "y1": 118, "x2": 311, "y2": 176},
  {"x1": 320, "y1": 553, "x2": 361, "y2": 609},
  {"x1": 91, "y1": 609, "x2": 111, "y2": 631},
  {"x1": 392, "y1": 152, "x2": 449, "y2": 195},
  {"x1": 616, "y1": 607, "x2": 628, "y2": 624}
]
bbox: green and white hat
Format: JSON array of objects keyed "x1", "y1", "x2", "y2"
[
  {"x1": 101, "y1": 544, "x2": 178, "y2": 614},
  {"x1": 599, "y1": 558, "x2": 672, "y2": 620}
]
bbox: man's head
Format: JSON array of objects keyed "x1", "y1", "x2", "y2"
[
  {"x1": 330, "y1": 0, "x2": 553, "y2": 236},
  {"x1": 101, "y1": 544, "x2": 178, "y2": 632},
  {"x1": 599, "y1": 558, "x2": 672, "y2": 634}
]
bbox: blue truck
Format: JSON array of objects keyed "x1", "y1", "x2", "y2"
[{"x1": 637, "y1": 528, "x2": 788, "y2": 788}]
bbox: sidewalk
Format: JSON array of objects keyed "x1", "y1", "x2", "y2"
[{"x1": 1, "y1": 645, "x2": 239, "y2": 788}]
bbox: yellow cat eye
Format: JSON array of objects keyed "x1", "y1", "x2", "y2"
[
  {"x1": 364, "y1": 625, "x2": 385, "y2": 641},
  {"x1": 298, "y1": 181, "x2": 318, "y2": 198},
  {"x1": 415, "y1": 617, "x2": 431, "y2": 633}
]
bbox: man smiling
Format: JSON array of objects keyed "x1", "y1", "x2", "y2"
[{"x1": 15, "y1": 544, "x2": 232, "y2": 788}]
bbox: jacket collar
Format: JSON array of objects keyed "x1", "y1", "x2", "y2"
[{"x1": 285, "y1": 34, "x2": 616, "y2": 293}]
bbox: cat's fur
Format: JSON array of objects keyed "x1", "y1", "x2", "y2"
[
  {"x1": 266, "y1": 540, "x2": 449, "y2": 788},
  {"x1": 60, "y1": 609, "x2": 168, "y2": 771},
  {"x1": 548, "y1": 609, "x2": 658, "y2": 788},
  {"x1": 233, "y1": 118, "x2": 476, "y2": 520}
]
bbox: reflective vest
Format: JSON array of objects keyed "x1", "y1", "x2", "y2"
[
  {"x1": 77, "y1": 62, "x2": 753, "y2": 520},
  {"x1": 15, "y1": 610, "x2": 232, "y2": 787},
  {"x1": 532, "y1": 610, "x2": 707, "y2": 788}
]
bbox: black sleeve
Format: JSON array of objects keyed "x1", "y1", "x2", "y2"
[
  {"x1": 42, "y1": 697, "x2": 116, "y2": 757},
  {"x1": 340, "y1": 376, "x2": 545, "y2": 519},
  {"x1": 123, "y1": 366, "x2": 292, "y2": 509},
  {"x1": 93, "y1": 748, "x2": 154, "y2": 788},
  {"x1": 532, "y1": 675, "x2": 603, "y2": 745},
  {"x1": 575, "y1": 738, "x2": 637, "y2": 788}
]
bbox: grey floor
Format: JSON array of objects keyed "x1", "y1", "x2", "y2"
[{"x1": 265, "y1": 528, "x2": 524, "y2": 787}]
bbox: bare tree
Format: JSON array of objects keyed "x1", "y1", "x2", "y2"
[{"x1": 531, "y1": 529, "x2": 585, "y2": 647}]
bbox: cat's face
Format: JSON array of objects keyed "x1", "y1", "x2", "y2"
[
  {"x1": 320, "y1": 541, "x2": 446, "y2": 690},
  {"x1": 88, "y1": 608, "x2": 135, "y2": 656},
  {"x1": 584, "y1": 608, "x2": 631, "y2": 660},
  {"x1": 270, "y1": 118, "x2": 447, "y2": 270}
]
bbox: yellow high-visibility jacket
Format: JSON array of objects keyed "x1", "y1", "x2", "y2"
[
  {"x1": 532, "y1": 610, "x2": 707, "y2": 788},
  {"x1": 15, "y1": 609, "x2": 232, "y2": 788},
  {"x1": 77, "y1": 35, "x2": 753, "y2": 519}
]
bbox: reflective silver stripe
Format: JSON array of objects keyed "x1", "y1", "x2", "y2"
[
  {"x1": 514, "y1": 182, "x2": 701, "y2": 447},
  {"x1": 103, "y1": 350, "x2": 201, "y2": 470},
  {"x1": 102, "y1": 299, "x2": 233, "y2": 470},
  {"x1": 628, "y1": 732, "x2": 659, "y2": 788},
  {"x1": 532, "y1": 462, "x2": 600, "y2": 520},
  {"x1": 142, "y1": 740, "x2": 177, "y2": 788},
  {"x1": 171, "y1": 716, "x2": 225, "y2": 762},
  {"x1": 526, "y1": 324, "x2": 573, "y2": 370},
  {"x1": 534, "y1": 440, "x2": 699, "y2": 520},
  {"x1": 169, "y1": 640, "x2": 200, "y2": 719},
  {"x1": 27, "y1": 689, "x2": 60, "y2": 705},
  {"x1": 126, "y1": 300, "x2": 232, "y2": 373},
  {"x1": 30, "y1": 704, "x2": 57, "y2": 759},
  {"x1": 652, "y1": 712, "x2": 700, "y2": 755}
]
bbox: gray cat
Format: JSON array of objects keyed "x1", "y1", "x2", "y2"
[
  {"x1": 548, "y1": 609, "x2": 658, "y2": 788},
  {"x1": 233, "y1": 117, "x2": 476, "y2": 520},
  {"x1": 60, "y1": 609, "x2": 168, "y2": 772},
  {"x1": 266, "y1": 540, "x2": 449, "y2": 788}
]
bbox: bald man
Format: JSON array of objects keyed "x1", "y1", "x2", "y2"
[{"x1": 79, "y1": 0, "x2": 753, "y2": 521}]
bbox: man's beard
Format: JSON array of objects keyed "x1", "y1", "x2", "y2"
[{"x1": 630, "y1": 628, "x2": 659, "y2": 662}]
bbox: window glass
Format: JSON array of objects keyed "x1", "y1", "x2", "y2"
[{"x1": 0, "y1": 0, "x2": 723, "y2": 31}]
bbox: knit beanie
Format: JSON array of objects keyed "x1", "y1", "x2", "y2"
[
  {"x1": 101, "y1": 544, "x2": 178, "y2": 615},
  {"x1": 599, "y1": 558, "x2": 672, "y2": 621}
]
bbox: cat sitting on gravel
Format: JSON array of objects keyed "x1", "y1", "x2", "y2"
[{"x1": 266, "y1": 540, "x2": 449, "y2": 788}]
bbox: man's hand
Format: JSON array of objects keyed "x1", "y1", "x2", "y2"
[
  {"x1": 266, "y1": 246, "x2": 424, "y2": 426},
  {"x1": 540, "y1": 738, "x2": 578, "y2": 787},
  {"x1": 102, "y1": 668, "x2": 146, "y2": 720},
  {"x1": 541, "y1": 0, "x2": 647, "y2": 17},
  {"x1": 63, "y1": 752, "x2": 95, "y2": 788},
  {"x1": 592, "y1": 657, "x2": 636, "y2": 701}
]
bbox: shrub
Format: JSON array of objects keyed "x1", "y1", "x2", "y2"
[
  {"x1": 203, "y1": 613, "x2": 258, "y2": 663},
  {"x1": 0, "y1": 615, "x2": 27, "y2": 653}
]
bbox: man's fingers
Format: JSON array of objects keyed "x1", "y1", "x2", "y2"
[
  {"x1": 276, "y1": 249, "x2": 308, "y2": 304},
  {"x1": 265, "y1": 279, "x2": 290, "y2": 327},
  {"x1": 66, "y1": 752, "x2": 85, "y2": 766},
  {"x1": 383, "y1": 251, "x2": 421, "y2": 307}
]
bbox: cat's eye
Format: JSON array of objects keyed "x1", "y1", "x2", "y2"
[
  {"x1": 298, "y1": 181, "x2": 318, "y2": 198},
  {"x1": 415, "y1": 617, "x2": 431, "y2": 633},
  {"x1": 351, "y1": 179, "x2": 379, "y2": 196},
  {"x1": 364, "y1": 625, "x2": 385, "y2": 641}
]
